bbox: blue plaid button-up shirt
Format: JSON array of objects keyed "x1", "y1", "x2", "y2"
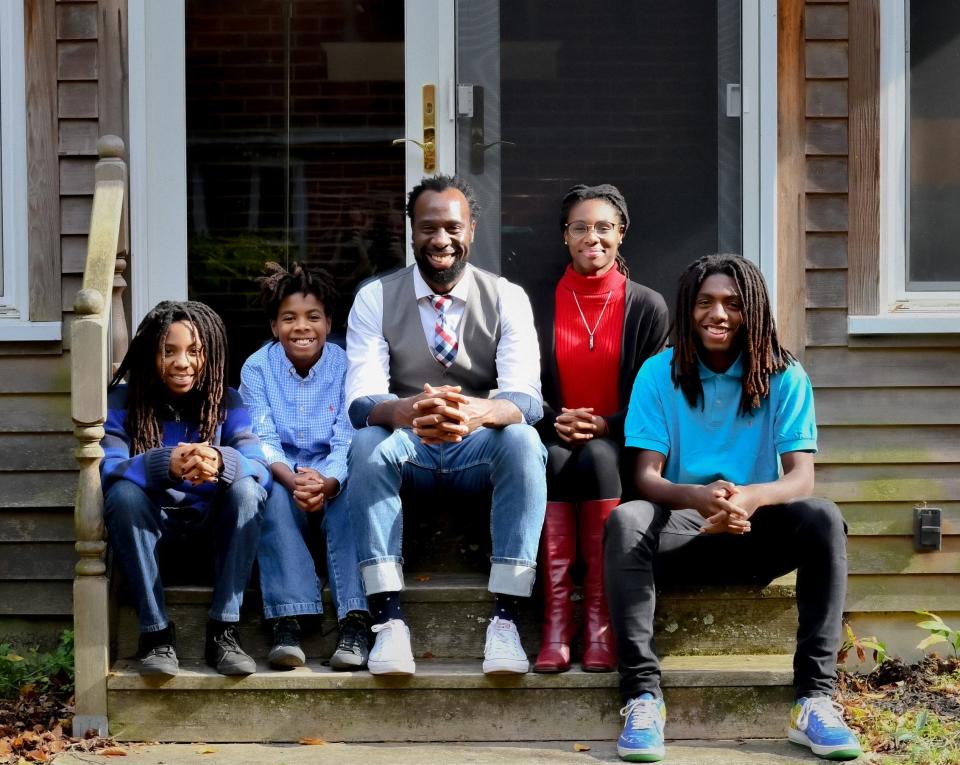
[{"x1": 239, "y1": 340, "x2": 354, "y2": 484}]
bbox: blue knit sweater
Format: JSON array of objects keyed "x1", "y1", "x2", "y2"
[{"x1": 100, "y1": 386, "x2": 271, "y2": 511}]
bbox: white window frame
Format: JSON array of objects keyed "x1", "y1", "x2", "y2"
[
  {"x1": 128, "y1": 0, "x2": 188, "y2": 326},
  {"x1": 745, "y1": 0, "x2": 778, "y2": 314},
  {"x1": 0, "y1": 1, "x2": 59, "y2": 341},
  {"x1": 850, "y1": 0, "x2": 960, "y2": 334}
]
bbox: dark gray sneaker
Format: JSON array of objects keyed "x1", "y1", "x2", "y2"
[
  {"x1": 205, "y1": 622, "x2": 256, "y2": 676},
  {"x1": 330, "y1": 610, "x2": 371, "y2": 671},
  {"x1": 137, "y1": 623, "x2": 179, "y2": 678},
  {"x1": 268, "y1": 617, "x2": 306, "y2": 669}
]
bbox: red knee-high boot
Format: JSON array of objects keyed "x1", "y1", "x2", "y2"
[
  {"x1": 580, "y1": 498, "x2": 619, "y2": 672},
  {"x1": 533, "y1": 501, "x2": 577, "y2": 673}
]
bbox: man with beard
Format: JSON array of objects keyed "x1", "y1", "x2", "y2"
[{"x1": 345, "y1": 175, "x2": 547, "y2": 676}]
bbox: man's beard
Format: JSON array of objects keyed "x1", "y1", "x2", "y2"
[{"x1": 415, "y1": 246, "x2": 468, "y2": 287}]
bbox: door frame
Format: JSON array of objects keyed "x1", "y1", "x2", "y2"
[{"x1": 128, "y1": 1, "x2": 777, "y2": 321}]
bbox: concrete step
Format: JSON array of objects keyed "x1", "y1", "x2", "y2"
[
  {"x1": 55, "y1": 739, "x2": 832, "y2": 764},
  {"x1": 106, "y1": 654, "x2": 796, "y2": 743},
  {"x1": 115, "y1": 573, "x2": 798, "y2": 661}
]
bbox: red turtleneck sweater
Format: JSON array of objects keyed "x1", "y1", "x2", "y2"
[{"x1": 554, "y1": 264, "x2": 626, "y2": 416}]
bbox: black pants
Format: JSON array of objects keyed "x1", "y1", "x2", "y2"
[
  {"x1": 603, "y1": 497, "x2": 848, "y2": 702},
  {"x1": 545, "y1": 437, "x2": 622, "y2": 502}
]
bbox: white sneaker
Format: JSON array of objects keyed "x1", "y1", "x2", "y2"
[
  {"x1": 367, "y1": 619, "x2": 416, "y2": 676},
  {"x1": 482, "y1": 617, "x2": 530, "y2": 674}
]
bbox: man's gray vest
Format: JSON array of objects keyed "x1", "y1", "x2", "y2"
[{"x1": 380, "y1": 265, "x2": 502, "y2": 398}]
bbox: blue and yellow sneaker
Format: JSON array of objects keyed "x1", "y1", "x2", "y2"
[
  {"x1": 788, "y1": 696, "x2": 862, "y2": 760},
  {"x1": 617, "y1": 692, "x2": 666, "y2": 762}
]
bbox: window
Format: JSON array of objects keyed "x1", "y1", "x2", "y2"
[
  {"x1": 0, "y1": 1, "x2": 58, "y2": 340},
  {"x1": 858, "y1": 0, "x2": 960, "y2": 333}
]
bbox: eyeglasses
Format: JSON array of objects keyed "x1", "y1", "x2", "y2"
[{"x1": 564, "y1": 221, "x2": 622, "y2": 239}]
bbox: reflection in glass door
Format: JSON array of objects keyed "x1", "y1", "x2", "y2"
[
  {"x1": 185, "y1": 0, "x2": 408, "y2": 382},
  {"x1": 456, "y1": 1, "x2": 750, "y2": 312}
]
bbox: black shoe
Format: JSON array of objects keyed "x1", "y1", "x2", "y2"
[
  {"x1": 268, "y1": 617, "x2": 306, "y2": 669},
  {"x1": 330, "y1": 610, "x2": 371, "y2": 671},
  {"x1": 205, "y1": 621, "x2": 256, "y2": 676},
  {"x1": 137, "y1": 623, "x2": 179, "y2": 678}
]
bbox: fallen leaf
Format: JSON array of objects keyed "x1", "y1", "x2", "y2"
[
  {"x1": 196, "y1": 745, "x2": 217, "y2": 754},
  {"x1": 421, "y1": 651, "x2": 435, "y2": 659},
  {"x1": 3, "y1": 653, "x2": 24, "y2": 662},
  {"x1": 415, "y1": 575, "x2": 431, "y2": 582},
  {"x1": 573, "y1": 743, "x2": 591, "y2": 752},
  {"x1": 100, "y1": 747, "x2": 128, "y2": 756},
  {"x1": 298, "y1": 737, "x2": 327, "y2": 746}
]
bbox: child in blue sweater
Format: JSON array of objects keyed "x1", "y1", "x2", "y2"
[{"x1": 101, "y1": 300, "x2": 270, "y2": 678}]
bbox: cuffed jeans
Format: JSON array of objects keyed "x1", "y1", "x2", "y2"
[
  {"x1": 604, "y1": 497, "x2": 848, "y2": 702},
  {"x1": 348, "y1": 424, "x2": 547, "y2": 597},
  {"x1": 104, "y1": 477, "x2": 265, "y2": 632},
  {"x1": 257, "y1": 482, "x2": 368, "y2": 621}
]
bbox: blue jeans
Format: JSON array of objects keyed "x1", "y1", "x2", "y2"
[
  {"x1": 257, "y1": 482, "x2": 368, "y2": 621},
  {"x1": 103, "y1": 477, "x2": 265, "y2": 632},
  {"x1": 348, "y1": 424, "x2": 547, "y2": 597}
]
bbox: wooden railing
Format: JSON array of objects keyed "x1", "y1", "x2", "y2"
[{"x1": 71, "y1": 136, "x2": 128, "y2": 736}]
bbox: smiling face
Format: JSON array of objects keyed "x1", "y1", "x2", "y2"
[
  {"x1": 692, "y1": 273, "x2": 744, "y2": 371},
  {"x1": 271, "y1": 292, "x2": 331, "y2": 375},
  {"x1": 156, "y1": 320, "x2": 204, "y2": 396},
  {"x1": 565, "y1": 198, "x2": 624, "y2": 277},
  {"x1": 411, "y1": 188, "x2": 476, "y2": 293}
]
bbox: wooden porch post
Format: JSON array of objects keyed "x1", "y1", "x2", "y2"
[{"x1": 72, "y1": 136, "x2": 127, "y2": 737}]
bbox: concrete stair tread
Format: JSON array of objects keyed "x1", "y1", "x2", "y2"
[
  {"x1": 155, "y1": 571, "x2": 798, "y2": 604},
  {"x1": 108, "y1": 653, "x2": 794, "y2": 690}
]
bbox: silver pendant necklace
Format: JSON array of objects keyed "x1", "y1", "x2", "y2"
[{"x1": 572, "y1": 290, "x2": 612, "y2": 351}]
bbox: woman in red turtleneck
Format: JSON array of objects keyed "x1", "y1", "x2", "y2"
[{"x1": 531, "y1": 184, "x2": 669, "y2": 673}]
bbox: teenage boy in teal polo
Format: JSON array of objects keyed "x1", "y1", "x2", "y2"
[{"x1": 605, "y1": 254, "x2": 861, "y2": 762}]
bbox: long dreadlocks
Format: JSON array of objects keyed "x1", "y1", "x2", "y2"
[
  {"x1": 671, "y1": 254, "x2": 795, "y2": 415},
  {"x1": 255, "y1": 261, "x2": 338, "y2": 323},
  {"x1": 110, "y1": 300, "x2": 229, "y2": 454},
  {"x1": 559, "y1": 183, "x2": 631, "y2": 278}
]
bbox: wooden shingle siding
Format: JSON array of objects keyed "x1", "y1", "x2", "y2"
[
  {"x1": 803, "y1": 0, "x2": 960, "y2": 653},
  {"x1": 0, "y1": 0, "x2": 112, "y2": 632},
  {"x1": 816, "y1": 389, "x2": 960, "y2": 425},
  {"x1": 0, "y1": 583, "x2": 72, "y2": 617},
  {"x1": 25, "y1": 0, "x2": 61, "y2": 324}
]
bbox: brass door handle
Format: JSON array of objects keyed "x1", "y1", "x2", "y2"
[{"x1": 391, "y1": 84, "x2": 437, "y2": 173}]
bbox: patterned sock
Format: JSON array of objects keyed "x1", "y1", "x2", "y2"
[
  {"x1": 491, "y1": 594, "x2": 523, "y2": 626},
  {"x1": 367, "y1": 591, "x2": 404, "y2": 625}
]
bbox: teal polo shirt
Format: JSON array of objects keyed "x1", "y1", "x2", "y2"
[{"x1": 624, "y1": 348, "x2": 817, "y2": 486}]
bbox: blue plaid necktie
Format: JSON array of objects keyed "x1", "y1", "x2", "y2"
[{"x1": 430, "y1": 294, "x2": 458, "y2": 367}]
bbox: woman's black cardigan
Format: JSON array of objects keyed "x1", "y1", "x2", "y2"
[{"x1": 530, "y1": 276, "x2": 670, "y2": 446}]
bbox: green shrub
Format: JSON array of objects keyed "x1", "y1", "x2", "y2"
[{"x1": 0, "y1": 630, "x2": 74, "y2": 699}]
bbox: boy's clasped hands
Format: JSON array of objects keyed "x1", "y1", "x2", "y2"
[
  {"x1": 170, "y1": 442, "x2": 222, "y2": 486},
  {"x1": 695, "y1": 479, "x2": 762, "y2": 536}
]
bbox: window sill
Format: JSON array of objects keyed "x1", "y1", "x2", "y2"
[
  {"x1": 0, "y1": 321, "x2": 62, "y2": 341},
  {"x1": 848, "y1": 313, "x2": 960, "y2": 335}
]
